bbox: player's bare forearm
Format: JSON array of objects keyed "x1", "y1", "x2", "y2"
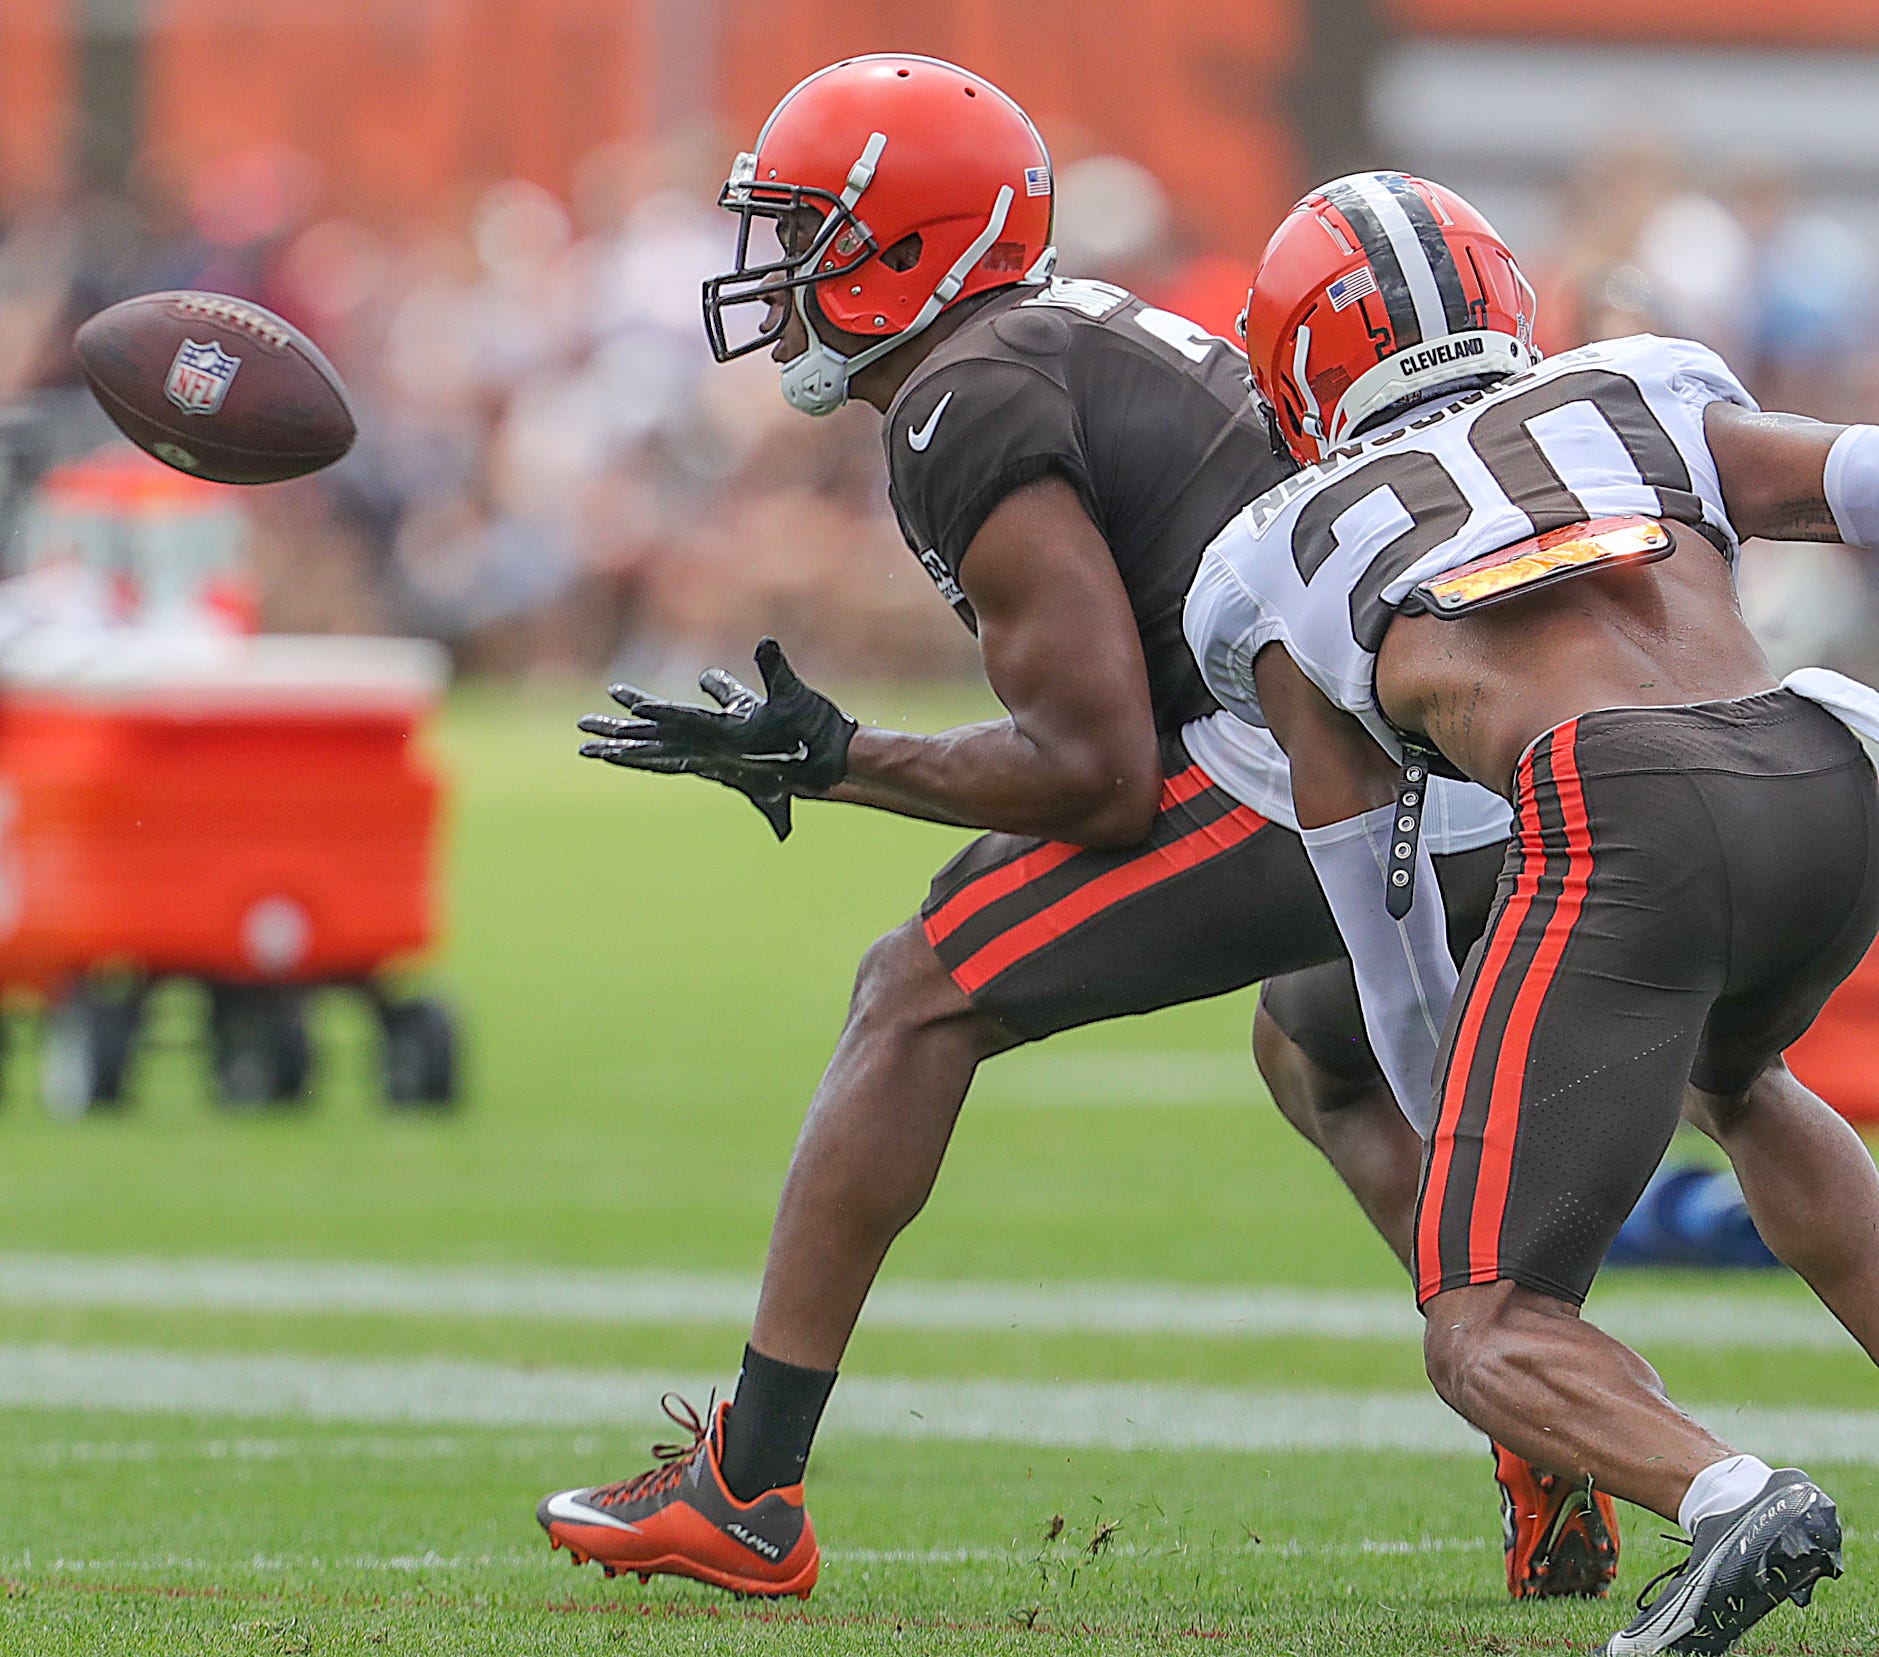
[
  {"x1": 678, "y1": 478, "x2": 1165, "y2": 846},
  {"x1": 1251, "y1": 643, "x2": 1400, "y2": 829},
  {"x1": 820, "y1": 716, "x2": 1153, "y2": 843},
  {"x1": 1705, "y1": 405, "x2": 1849, "y2": 542},
  {"x1": 838, "y1": 473, "x2": 1163, "y2": 847}
]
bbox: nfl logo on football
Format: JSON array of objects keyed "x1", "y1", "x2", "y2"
[{"x1": 164, "y1": 338, "x2": 242, "y2": 416}]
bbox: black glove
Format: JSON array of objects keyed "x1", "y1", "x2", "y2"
[
  {"x1": 578, "y1": 640, "x2": 855, "y2": 838},
  {"x1": 581, "y1": 638, "x2": 855, "y2": 790},
  {"x1": 580, "y1": 665, "x2": 796, "y2": 841}
]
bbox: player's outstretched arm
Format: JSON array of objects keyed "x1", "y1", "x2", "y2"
[
  {"x1": 578, "y1": 475, "x2": 1161, "y2": 848},
  {"x1": 824, "y1": 474, "x2": 1164, "y2": 848},
  {"x1": 1252, "y1": 644, "x2": 1457, "y2": 1135},
  {"x1": 1705, "y1": 403, "x2": 1878, "y2": 547},
  {"x1": 577, "y1": 647, "x2": 844, "y2": 841}
]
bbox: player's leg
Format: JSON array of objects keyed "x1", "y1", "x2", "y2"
[
  {"x1": 1259, "y1": 976, "x2": 1624, "y2": 1597},
  {"x1": 1257, "y1": 844, "x2": 1616, "y2": 1599},
  {"x1": 1421, "y1": 1284, "x2": 1835, "y2": 1657},
  {"x1": 1255, "y1": 842, "x2": 1506, "y2": 1269},
  {"x1": 537, "y1": 922, "x2": 1010, "y2": 1597},
  {"x1": 1415, "y1": 850, "x2": 1744, "y2": 1565},
  {"x1": 1589, "y1": 698, "x2": 1879, "y2": 1654},
  {"x1": 1676, "y1": 758, "x2": 1879, "y2": 1365},
  {"x1": 1672, "y1": 721, "x2": 1879, "y2": 1355},
  {"x1": 1419, "y1": 702, "x2": 1872, "y2": 1652},
  {"x1": 746, "y1": 917, "x2": 1016, "y2": 1373},
  {"x1": 537, "y1": 737, "x2": 1339, "y2": 1591},
  {"x1": 1418, "y1": 715, "x2": 1755, "y2": 1507},
  {"x1": 1252, "y1": 995, "x2": 1419, "y2": 1267},
  {"x1": 1685, "y1": 1061, "x2": 1879, "y2": 1363},
  {"x1": 1424, "y1": 1284, "x2": 1732, "y2": 1515}
]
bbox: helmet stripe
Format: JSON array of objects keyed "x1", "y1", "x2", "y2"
[
  {"x1": 1319, "y1": 179, "x2": 1423, "y2": 349},
  {"x1": 1378, "y1": 175, "x2": 1472, "y2": 335},
  {"x1": 1344, "y1": 172, "x2": 1451, "y2": 347}
]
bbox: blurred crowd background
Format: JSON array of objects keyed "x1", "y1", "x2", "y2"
[{"x1": 2, "y1": 0, "x2": 1878, "y2": 687}]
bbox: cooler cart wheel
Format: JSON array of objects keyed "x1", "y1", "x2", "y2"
[
  {"x1": 380, "y1": 996, "x2": 458, "y2": 1109},
  {"x1": 42, "y1": 980, "x2": 145, "y2": 1119},
  {"x1": 209, "y1": 984, "x2": 312, "y2": 1108}
]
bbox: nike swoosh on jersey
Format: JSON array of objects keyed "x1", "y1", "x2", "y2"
[
  {"x1": 906, "y1": 391, "x2": 954, "y2": 452},
  {"x1": 544, "y1": 1491, "x2": 640, "y2": 1532}
]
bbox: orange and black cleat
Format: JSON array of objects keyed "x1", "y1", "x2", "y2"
[
  {"x1": 1496, "y1": 1443, "x2": 1620, "y2": 1599},
  {"x1": 536, "y1": 1394, "x2": 818, "y2": 1600}
]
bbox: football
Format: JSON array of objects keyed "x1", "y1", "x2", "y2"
[{"x1": 73, "y1": 290, "x2": 356, "y2": 485}]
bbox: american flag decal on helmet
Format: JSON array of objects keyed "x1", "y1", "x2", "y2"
[
  {"x1": 1321, "y1": 173, "x2": 1474, "y2": 347},
  {"x1": 1326, "y1": 267, "x2": 1378, "y2": 311},
  {"x1": 1024, "y1": 165, "x2": 1051, "y2": 197}
]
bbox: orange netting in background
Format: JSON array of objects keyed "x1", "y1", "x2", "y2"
[
  {"x1": 6, "y1": 0, "x2": 1307, "y2": 262},
  {"x1": 1395, "y1": 0, "x2": 1879, "y2": 46}
]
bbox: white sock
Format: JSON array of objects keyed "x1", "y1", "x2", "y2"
[{"x1": 1678, "y1": 1454, "x2": 1775, "y2": 1534}]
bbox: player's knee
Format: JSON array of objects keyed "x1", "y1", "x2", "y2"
[
  {"x1": 1423, "y1": 1282, "x2": 1585, "y2": 1418},
  {"x1": 1421, "y1": 1282, "x2": 1522, "y2": 1416},
  {"x1": 1684, "y1": 1057, "x2": 1792, "y2": 1140},
  {"x1": 1421, "y1": 1296, "x2": 1476, "y2": 1412},
  {"x1": 849, "y1": 921, "x2": 942, "y2": 1022},
  {"x1": 1252, "y1": 1007, "x2": 1313, "y2": 1139},
  {"x1": 847, "y1": 920, "x2": 988, "y2": 1048},
  {"x1": 1254, "y1": 1005, "x2": 1379, "y2": 1141}
]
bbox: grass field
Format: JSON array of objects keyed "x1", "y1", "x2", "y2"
[{"x1": 1, "y1": 680, "x2": 1876, "y2": 1655}]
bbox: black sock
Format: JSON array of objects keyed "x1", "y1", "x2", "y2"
[{"x1": 718, "y1": 1343, "x2": 838, "y2": 1502}]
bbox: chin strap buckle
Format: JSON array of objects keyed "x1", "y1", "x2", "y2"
[
  {"x1": 1385, "y1": 754, "x2": 1430, "y2": 921},
  {"x1": 842, "y1": 133, "x2": 888, "y2": 204}
]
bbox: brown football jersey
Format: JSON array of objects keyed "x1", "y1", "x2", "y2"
[{"x1": 885, "y1": 276, "x2": 1292, "y2": 733}]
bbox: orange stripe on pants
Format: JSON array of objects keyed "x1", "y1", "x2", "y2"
[
  {"x1": 948, "y1": 802, "x2": 1267, "y2": 997},
  {"x1": 1466, "y1": 720, "x2": 1592, "y2": 1285}
]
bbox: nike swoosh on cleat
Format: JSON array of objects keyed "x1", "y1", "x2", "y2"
[
  {"x1": 907, "y1": 391, "x2": 953, "y2": 452},
  {"x1": 543, "y1": 1491, "x2": 640, "y2": 1532},
  {"x1": 1537, "y1": 1485, "x2": 1592, "y2": 1552},
  {"x1": 1604, "y1": 1481, "x2": 1830, "y2": 1654}
]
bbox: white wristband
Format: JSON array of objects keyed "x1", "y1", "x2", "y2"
[{"x1": 1824, "y1": 424, "x2": 1879, "y2": 549}]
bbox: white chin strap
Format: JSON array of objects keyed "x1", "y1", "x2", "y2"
[{"x1": 780, "y1": 180, "x2": 1020, "y2": 417}]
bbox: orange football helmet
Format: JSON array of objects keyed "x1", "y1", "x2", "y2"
[
  {"x1": 1241, "y1": 172, "x2": 1539, "y2": 463},
  {"x1": 704, "y1": 54, "x2": 1055, "y2": 415}
]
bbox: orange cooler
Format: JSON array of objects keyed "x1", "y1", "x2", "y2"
[{"x1": 0, "y1": 636, "x2": 446, "y2": 990}]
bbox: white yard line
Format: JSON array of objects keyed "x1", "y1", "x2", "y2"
[
  {"x1": 1, "y1": 1343, "x2": 1876, "y2": 1465},
  {"x1": 0, "y1": 1537, "x2": 1498, "y2": 1576},
  {"x1": 0, "y1": 1250, "x2": 1855, "y2": 1353},
  {"x1": 15, "y1": 1431, "x2": 609, "y2": 1466},
  {"x1": 11, "y1": 1530, "x2": 1879, "y2": 1576}
]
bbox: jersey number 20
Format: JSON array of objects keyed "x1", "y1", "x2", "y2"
[{"x1": 1291, "y1": 368, "x2": 1710, "y2": 650}]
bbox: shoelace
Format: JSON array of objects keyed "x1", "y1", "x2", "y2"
[
  {"x1": 588, "y1": 1391, "x2": 716, "y2": 1508},
  {"x1": 1631, "y1": 1532, "x2": 1694, "y2": 1611}
]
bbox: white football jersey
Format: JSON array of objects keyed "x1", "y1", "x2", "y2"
[
  {"x1": 1179, "y1": 707, "x2": 1513, "y2": 850},
  {"x1": 1184, "y1": 334, "x2": 1758, "y2": 755}
]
